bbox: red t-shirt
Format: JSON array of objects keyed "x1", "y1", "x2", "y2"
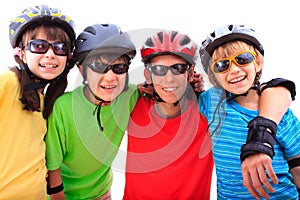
[{"x1": 123, "y1": 97, "x2": 214, "y2": 200}]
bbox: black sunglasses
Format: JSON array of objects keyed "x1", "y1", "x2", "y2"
[
  {"x1": 148, "y1": 63, "x2": 190, "y2": 76},
  {"x1": 210, "y1": 51, "x2": 257, "y2": 73},
  {"x1": 84, "y1": 62, "x2": 129, "y2": 74},
  {"x1": 27, "y1": 39, "x2": 68, "y2": 56}
]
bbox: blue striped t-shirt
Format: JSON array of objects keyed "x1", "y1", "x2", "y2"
[{"x1": 199, "y1": 87, "x2": 300, "y2": 199}]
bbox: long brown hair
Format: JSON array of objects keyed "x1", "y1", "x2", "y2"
[{"x1": 11, "y1": 24, "x2": 74, "y2": 118}]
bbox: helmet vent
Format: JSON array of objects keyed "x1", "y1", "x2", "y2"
[
  {"x1": 145, "y1": 38, "x2": 154, "y2": 47},
  {"x1": 157, "y1": 31, "x2": 164, "y2": 43},
  {"x1": 84, "y1": 26, "x2": 97, "y2": 35},
  {"x1": 180, "y1": 36, "x2": 191, "y2": 46},
  {"x1": 170, "y1": 31, "x2": 177, "y2": 42}
]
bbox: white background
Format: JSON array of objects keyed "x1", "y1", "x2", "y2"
[{"x1": 1, "y1": 1, "x2": 299, "y2": 199}]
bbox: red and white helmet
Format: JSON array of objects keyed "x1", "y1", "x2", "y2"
[{"x1": 141, "y1": 30, "x2": 198, "y2": 65}]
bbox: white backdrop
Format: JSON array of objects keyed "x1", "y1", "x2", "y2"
[{"x1": 1, "y1": 1, "x2": 299, "y2": 199}]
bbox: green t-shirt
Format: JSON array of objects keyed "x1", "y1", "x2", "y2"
[{"x1": 45, "y1": 84, "x2": 138, "y2": 199}]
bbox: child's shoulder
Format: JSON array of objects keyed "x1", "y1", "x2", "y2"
[
  {"x1": 127, "y1": 83, "x2": 138, "y2": 91},
  {"x1": 119, "y1": 83, "x2": 139, "y2": 100},
  {"x1": 200, "y1": 87, "x2": 224, "y2": 102},
  {"x1": 54, "y1": 85, "x2": 82, "y2": 104},
  {"x1": 0, "y1": 68, "x2": 15, "y2": 77},
  {"x1": 0, "y1": 68, "x2": 18, "y2": 86}
]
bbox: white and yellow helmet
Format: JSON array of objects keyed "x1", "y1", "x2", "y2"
[{"x1": 9, "y1": 4, "x2": 76, "y2": 49}]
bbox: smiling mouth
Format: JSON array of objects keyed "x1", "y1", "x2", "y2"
[
  {"x1": 229, "y1": 76, "x2": 246, "y2": 84},
  {"x1": 39, "y1": 64, "x2": 58, "y2": 69},
  {"x1": 101, "y1": 85, "x2": 117, "y2": 89},
  {"x1": 162, "y1": 87, "x2": 177, "y2": 92}
]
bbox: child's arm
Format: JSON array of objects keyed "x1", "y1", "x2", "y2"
[
  {"x1": 47, "y1": 168, "x2": 65, "y2": 200},
  {"x1": 241, "y1": 79, "x2": 296, "y2": 199},
  {"x1": 288, "y1": 156, "x2": 300, "y2": 196}
]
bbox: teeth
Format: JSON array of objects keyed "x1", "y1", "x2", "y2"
[
  {"x1": 102, "y1": 86, "x2": 116, "y2": 89},
  {"x1": 230, "y1": 76, "x2": 244, "y2": 83},
  {"x1": 41, "y1": 64, "x2": 56, "y2": 68},
  {"x1": 163, "y1": 87, "x2": 176, "y2": 92}
]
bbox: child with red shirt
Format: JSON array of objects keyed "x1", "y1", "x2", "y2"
[{"x1": 123, "y1": 30, "x2": 214, "y2": 199}]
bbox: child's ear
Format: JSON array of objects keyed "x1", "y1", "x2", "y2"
[
  {"x1": 144, "y1": 68, "x2": 152, "y2": 83},
  {"x1": 255, "y1": 55, "x2": 264, "y2": 72},
  {"x1": 14, "y1": 47, "x2": 26, "y2": 63}
]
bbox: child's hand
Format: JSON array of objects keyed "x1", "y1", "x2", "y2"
[
  {"x1": 190, "y1": 72, "x2": 205, "y2": 94},
  {"x1": 241, "y1": 153, "x2": 278, "y2": 199},
  {"x1": 137, "y1": 82, "x2": 153, "y2": 97}
]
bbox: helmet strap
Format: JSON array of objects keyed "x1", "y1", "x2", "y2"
[
  {"x1": 83, "y1": 82, "x2": 111, "y2": 132},
  {"x1": 17, "y1": 61, "x2": 50, "y2": 91},
  {"x1": 226, "y1": 81, "x2": 260, "y2": 102},
  {"x1": 84, "y1": 74, "x2": 129, "y2": 132}
]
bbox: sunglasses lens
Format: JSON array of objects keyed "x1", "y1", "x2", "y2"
[
  {"x1": 213, "y1": 60, "x2": 230, "y2": 73},
  {"x1": 112, "y1": 64, "x2": 129, "y2": 74},
  {"x1": 235, "y1": 52, "x2": 255, "y2": 65},
  {"x1": 29, "y1": 40, "x2": 49, "y2": 53},
  {"x1": 51, "y1": 42, "x2": 68, "y2": 56},
  {"x1": 87, "y1": 62, "x2": 109, "y2": 73},
  {"x1": 171, "y1": 64, "x2": 189, "y2": 75},
  {"x1": 151, "y1": 65, "x2": 168, "y2": 76}
]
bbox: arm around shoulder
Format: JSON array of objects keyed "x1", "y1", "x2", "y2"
[{"x1": 259, "y1": 78, "x2": 296, "y2": 124}]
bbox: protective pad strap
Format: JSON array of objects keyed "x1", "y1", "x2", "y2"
[
  {"x1": 288, "y1": 157, "x2": 300, "y2": 170},
  {"x1": 241, "y1": 142, "x2": 274, "y2": 161},
  {"x1": 247, "y1": 116, "x2": 277, "y2": 137},
  {"x1": 240, "y1": 116, "x2": 277, "y2": 162},
  {"x1": 47, "y1": 183, "x2": 64, "y2": 195},
  {"x1": 258, "y1": 78, "x2": 296, "y2": 100}
]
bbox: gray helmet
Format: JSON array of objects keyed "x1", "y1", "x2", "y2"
[
  {"x1": 73, "y1": 23, "x2": 136, "y2": 64},
  {"x1": 200, "y1": 24, "x2": 264, "y2": 73}
]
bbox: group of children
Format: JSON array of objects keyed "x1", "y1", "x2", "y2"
[{"x1": 1, "y1": 4, "x2": 299, "y2": 200}]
